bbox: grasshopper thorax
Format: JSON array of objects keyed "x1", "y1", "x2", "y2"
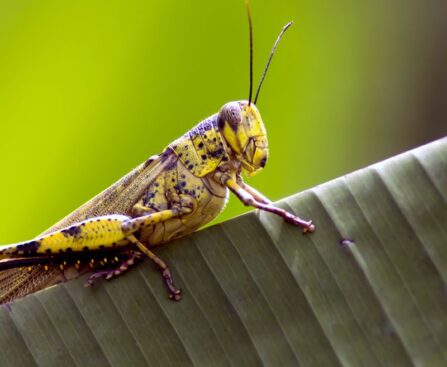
[{"x1": 217, "y1": 101, "x2": 268, "y2": 177}]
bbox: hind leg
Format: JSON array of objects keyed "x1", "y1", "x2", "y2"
[
  {"x1": 84, "y1": 250, "x2": 143, "y2": 287},
  {"x1": 85, "y1": 197, "x2": 193, "y2": 296},
  {"x1": 127, "y1": 234, "x2": 182, "y2": 301}
]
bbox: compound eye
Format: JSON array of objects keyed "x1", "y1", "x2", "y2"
[
  {"x1": 219, "y1": 102, "x2": 240, "y2": 130},
  {"x1": 227, "y1": 104, "x2": 241, "y2": 128},
  {"x1": 217, "y1": 102, "x2": 242, "y2": 130}
]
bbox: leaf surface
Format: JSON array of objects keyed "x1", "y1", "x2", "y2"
[{"x1": 0, "y1": 138, "x2": 445, "y2": 367}]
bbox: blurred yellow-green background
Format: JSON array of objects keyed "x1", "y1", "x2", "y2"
[{"x1": 0, "y1": 0, "x2": 445, "y2": 243}]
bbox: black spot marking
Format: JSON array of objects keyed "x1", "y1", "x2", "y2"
[
  {"x1": 210, "y1": 148, "x2": 224, "y2": 158},
  {"x1": 201, "y1": 154, "x2": 207, "y2": 160},
  {"x1": 198, "y1": 142, "x2": 204, "y2": 148},
  {"x1": 180, "y1": 181, "x2": 186, "y2": 188},
  {"x1": 185, "y1": 160, "x2": 190, "y2": 165},
  {"x1": 181, "y1": 174, "x2": 186, "y2": 179},
  {"x1": 17, "y1": 241, "x2": 40, "y2": 253},
  {"x1": 61, "y1": 225, "x2": 82, "y2": 238},
  {"x1": 143, "y1": 156, "x2": 156, "y2": 168},
  {"x1": 160, "y1": 150, "x2": 171, "y2": 160},
  {"x1": 188, "y1": 164, "x2": 194, "y2": 170}
]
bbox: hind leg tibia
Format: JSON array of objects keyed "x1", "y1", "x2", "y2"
[{"x1": 127, "y1": 234, "x2": 182, "y2": 301}]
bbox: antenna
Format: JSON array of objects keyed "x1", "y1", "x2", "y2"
[
  {"x1": 254, "y1": 21, "x2": 293, "y2": 104},
  {"x1": 245, "y1": 0, "x2": 253, "y2": 105}
]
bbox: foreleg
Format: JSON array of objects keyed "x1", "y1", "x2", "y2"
[
  {"x1": 237, "y1": 174, "x2": 272, "y2": 204},
  {"x1": 220, "y1": 173, "x2": 314, "y2": 233}
]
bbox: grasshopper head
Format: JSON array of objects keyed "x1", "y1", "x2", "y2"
[{"x1": 217, "y1": 101, "x2": 268, "y2": 177}]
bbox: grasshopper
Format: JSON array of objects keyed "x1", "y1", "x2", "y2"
[{"x1": 0, "y1": 2, "x2": 314, "y2": 302}]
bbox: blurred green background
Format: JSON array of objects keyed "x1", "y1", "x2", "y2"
[{"x1": 0, "y1": 0, "x2": 445, "y2": 243}]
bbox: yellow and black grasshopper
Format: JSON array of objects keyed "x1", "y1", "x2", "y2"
[{"x1": 0, "y1": 2, "x2": 314, "y2": 302}]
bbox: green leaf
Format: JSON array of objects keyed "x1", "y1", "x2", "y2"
[{"x1": 0, "y1": 138, "x2": 445, "y2": 367}]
